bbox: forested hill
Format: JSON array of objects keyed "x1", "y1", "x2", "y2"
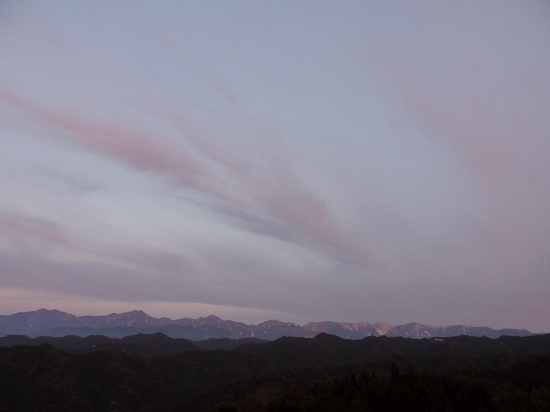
[
  {"x1": 0, "y1": 333, "x2": 549, "y2": 411},
  {"x1": 0, "y1": 332, "x2": 267, "y2": 356}
]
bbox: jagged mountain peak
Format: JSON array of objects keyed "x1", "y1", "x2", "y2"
[
  {"x1": 15, "y1": 308, "x2": 71, "y2": 317},
  {"x1": 193, "y1": 314, "x2": 224, "y2": 326},
  {"x1": 109, "y1": 310, "x2": 147, "y2": 318},
  {"x1": 203, "y1": 314, "x2": 222, "y2": 322},
  {"x1": 36, "y1": 308, "x2": 63, "y2": 313},
  {"x1": 373, "y1": 322, "x2": 393, "y2": 335},
  {"x1": 124, "y1": 309, "x2": 147, "y2": 315}
]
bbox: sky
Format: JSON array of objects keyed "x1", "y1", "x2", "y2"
[{"x1": 0, "y1": 1, "x2": 549, "y2": 332}]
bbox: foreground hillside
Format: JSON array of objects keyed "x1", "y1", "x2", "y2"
[
  {"x1": 0, "y1": 332, "x2": 267, "y2": 356},
  {"x1": 0, "y1": 333, "x2": 549, "y2": 411}
]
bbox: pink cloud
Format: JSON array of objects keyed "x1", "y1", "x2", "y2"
[
  {"x1": 0, "y1": 84, "x2": 384, "y2": 272},
  {"x1": 0, "y1": 213, "x2": 73, "y2": 249}
]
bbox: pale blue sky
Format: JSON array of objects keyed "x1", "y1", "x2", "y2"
[{"x1": 0, "y1": 1, "x2": 549, "y2": 331}]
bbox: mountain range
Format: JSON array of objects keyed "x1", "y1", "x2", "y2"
[{"x1": 0, "y1": 309, "x2": 534, "y2": 340}]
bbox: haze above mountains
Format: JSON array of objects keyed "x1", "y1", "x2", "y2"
[{"x1": 0, "y1": 309, "x2": 533, "y2": 340}]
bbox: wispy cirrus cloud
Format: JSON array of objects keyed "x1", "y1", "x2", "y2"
[{"x1": 0, "y1": 69, "x2": 384, "y2": 272}]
